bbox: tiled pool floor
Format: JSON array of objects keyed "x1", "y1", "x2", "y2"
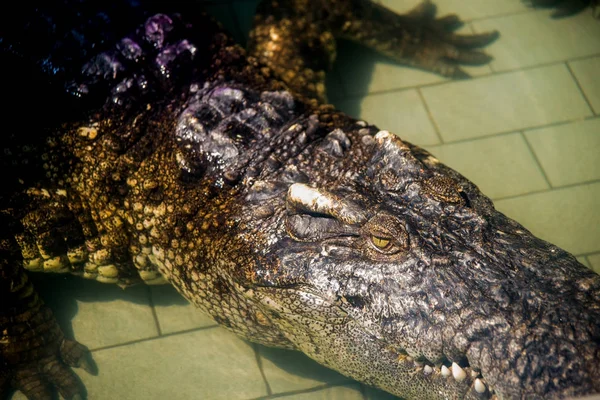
[{"x1": 10, "y1": 1, "x2": 599, "y2": 399}]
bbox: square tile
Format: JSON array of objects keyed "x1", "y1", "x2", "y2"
[
  {"x1": 472, "y1": 9, "x2": 600, "y2": 72},
  {"x1": 588, "y1": 253, "x2": 600, "y2": 275},
  {"x1": 32, "y1": 274, "x2": 158, "y2": 350},
  {"x1": 425, "y1": 133, "x2": 549, "y2": 199},
  {"x1": 335, "y1": 89, "x2": 441, "y2": 146},
  {"x1": 150, "y1": 285, "x2": 217, "y2": 334},
  {"x1": 524, "y1": 118, "x2": 600, "y2": 187},
  {"x1": 421, "y1": 64, "x2": 592, "y2": 141},
  {"x1": 569, "y1": 56, "x2": 600, "y2": 114},
  {"x1": 380, "y1": 0, "x2": 530, "y2": 21},
  {"x1": 81, "y1": 328, "x2": 267, "y2": 400},
  {"x1": 495, "y1": 182, "x2": 600, "y2": 256},
  {"x1": 258, "y1": 346, "x2": 350, "y2": 394},
  {"x1": 277, "y1": 384, "x2": 364, "y2": 400}
]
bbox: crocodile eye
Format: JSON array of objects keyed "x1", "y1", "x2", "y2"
[
  {"x1": 370, "y1": 235, "x2": 391, "y2": 250},
  {"x1": 364, "y1": 213, "x2": 409, "y2": 255}
]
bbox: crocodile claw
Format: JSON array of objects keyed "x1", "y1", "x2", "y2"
[
  {"x1": 372, "y1": 0, "x2": 500, "y2": 78},
  {"x1": 60, "y1": 339, "x2": 97, "y2": 376},
  {"x1": 411, "y1": 2, "x2": 499, "y2": 77},
  {"x1": 1, "y1": 337, "x2": 94, "y2": 400}
]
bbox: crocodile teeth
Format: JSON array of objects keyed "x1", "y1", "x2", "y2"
[
  {"x1": 423, "y1": 365, "x2": 433, "y2": 375},
  {"x1": 441, "y1": 365, "x2": 451, "y2": 377},
  {"x1": 471, "y1": 370, "x2": 480, "y2": 378},
  {"x1": 474, "y1": 378, "x2": 486, "y2": 393},
  {"x1": 452, "y1": 362, "x2": 467, "y2": 382}
]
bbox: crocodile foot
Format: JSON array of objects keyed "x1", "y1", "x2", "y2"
[
  {"x1": 370, "y1": 0, "x2": 500, "y2": 78},
  {"x1": 1, "y1": 337, "x2": 96, "y2": 400},
  {"x1": 0, "y1": 260, "x2": 96, "y2": 400}
]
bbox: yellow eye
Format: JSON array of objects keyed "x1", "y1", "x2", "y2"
[{"x1": 371, "y1": 235, "x2": 391, "y2": 249}]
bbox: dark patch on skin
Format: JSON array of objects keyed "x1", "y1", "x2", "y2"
[{"x1": 342, "y1": 295, "x2": 367, "y2": 310}]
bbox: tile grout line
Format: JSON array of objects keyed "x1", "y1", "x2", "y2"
[
  {"x1": 252, "y1": 343, "x2": 273, "y2": 397},
  {"x1": 467, "y1": 21, "x2": 496, "y2": 76},
  {"x1": 424, "y1": 129, "x2": 600, "y2": 203},
  {"x1": 423, "y1": 114, "x2": 600, "y2": 148},
  {"x1": 416, "y1": 87, "x2": 444, "y2": 144},
  {"x1": 576, "y1": 251, "x2": 600, "y2": 258},
  {"x1": 146, "y1": 286, "x2": 163, "y2": 336},
  {"x1": 250, "y1": 382, "x2": 357, "y2": 400},
  {"x1": 334, "y1": 52, "x2": 600, "y2": 103},
  {"x1": 490, "y1": 178, "x2": 600, "y2": 202},
  {"x1": 88, "y1": 324, "x2": 220, "y2": 353},
  {"x1": 423, "y1": 128, "x2": 520, "y2": 151},
  {"x1": 565, "y1": 61, "x2": 597, "y2": 116},
  {"x1": 520, "y1": 114, "x2": 600, "y2": 134},
  {"x1": 466, "y1": 8, "x2": 540, "y2": 23},
  {"x1": 469, "y1": 51, "x2": 600, "y2": 77},
  {"x1": 520, "y1": 131, "x2": 553, "y2": 189}
]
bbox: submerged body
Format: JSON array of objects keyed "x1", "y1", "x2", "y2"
[{"x1": 1, "y1": 1, "x2": 599, "y2": 399}]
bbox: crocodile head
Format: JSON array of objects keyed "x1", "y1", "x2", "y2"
[{"x1": 238, "y1": 130, "x2": 600, "y2": 399}]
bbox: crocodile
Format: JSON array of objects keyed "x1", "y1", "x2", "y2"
[{"x1": 1, "y1": 0, "x2": 599, "y2": 399}]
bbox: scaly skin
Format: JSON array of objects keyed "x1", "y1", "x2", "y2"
[{"x1": 1, "y1": 1, "x2": 599, "y2": 399}]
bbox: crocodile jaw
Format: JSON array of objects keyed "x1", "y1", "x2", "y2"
[{"x1": 234, "y1": 131, "x2": 600, "y2": 399}]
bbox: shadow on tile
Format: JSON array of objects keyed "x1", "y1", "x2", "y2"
[
  {"x1": 30, "y1": 272, "x2": 152, "y2": 302},
  {"x1": 364, "y1": 385, "x2": 402, "y2": 400},
  {"x1": 329, "y1": 40, "x2": 377, "y2": 114},
  {"x1": 150, "y1": 284, "x2": 218, "y2": 334},
  {"x1": 333, "y1": 39, "x2": 394, "y2": 100},
  {"x1": 258, "y1": 345, "x2": 352, "y2": 392},
  {"x1": 29, "y1": 273, "x2": 177, "y2": 340},
  {"x1": 147, "y1": 282, "x2": 189, "y2": 306}
]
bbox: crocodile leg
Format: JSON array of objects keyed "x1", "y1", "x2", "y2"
[
  {"x1": 0, "y1": 217, "x2": 96, "y2": 400},
  {"x1": 248, "y1": 0, "x2": 339, "y2": 103},
  {"x1": 334, "y1": 0, "x2": 499, "y2": 77},
  {"x1": 248, "y1": 0, "x2": 499, "y2": 102}
]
